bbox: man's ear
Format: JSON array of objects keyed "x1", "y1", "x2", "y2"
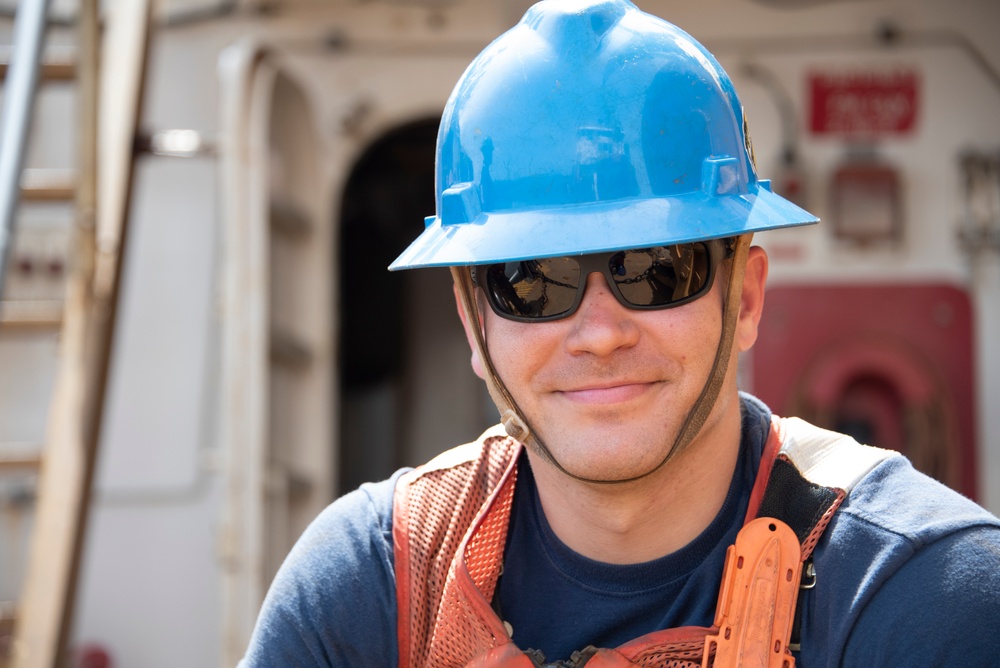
[
  {"x1": 735, "y1": 246, "x2": 769, "y2": 353},
  {"x1": 454, "y1": 283, "x2": 487, "y2": 380}
]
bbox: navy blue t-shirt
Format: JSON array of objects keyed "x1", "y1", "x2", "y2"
[
  {"x1": 240, "y1": 395, "x2": 1000, "y2": 667},
  {"x1": 494, "y1": 402, "x2": 763, "y2": 662}
]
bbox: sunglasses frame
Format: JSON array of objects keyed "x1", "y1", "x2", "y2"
[{"x1": 471, "y1": 237, "x2": 735, "y2": 323}]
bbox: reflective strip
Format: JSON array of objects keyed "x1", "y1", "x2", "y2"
[{"x1": 779, "y1": 417, "x2": 896, "y2": 493}]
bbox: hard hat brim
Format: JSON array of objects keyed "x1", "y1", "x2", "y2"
[{"x1": 389, "y1": 187, "x2": 817, "y2": 270}]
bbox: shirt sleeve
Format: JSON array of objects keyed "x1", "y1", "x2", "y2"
[
  {"x1": 239, "y1": 472, "x2": 404, "y2": 668},
  {"x1": 840, "y1": 525, "x2": 1000, "y2": 667}
]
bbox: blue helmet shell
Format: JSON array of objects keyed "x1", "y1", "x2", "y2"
[{"x1": 389, "y1": 0, "x2": 818, "y2": 270}]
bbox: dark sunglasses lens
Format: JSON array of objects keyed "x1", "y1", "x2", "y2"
[
  {"x1": 485, "y1": 257, "x2": 582, "y2": 319},
  {"x1": 610, "y1": 243, "x2": 711, "y2": 306}
]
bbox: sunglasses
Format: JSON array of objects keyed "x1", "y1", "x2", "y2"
[{"x1": 471, "y1": 238, "x2": 733, "y2": 322}]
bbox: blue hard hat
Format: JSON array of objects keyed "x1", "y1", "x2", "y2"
[{"x1": 389, "y1": 0, "x2": 818, "y2": 271}]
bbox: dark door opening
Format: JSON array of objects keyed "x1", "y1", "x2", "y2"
[{"x1": 337, "y1": 119, "x2": 492, "y2": 494}]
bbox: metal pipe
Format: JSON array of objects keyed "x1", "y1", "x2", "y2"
[
  {"x1": 706, "y1": 26, "x2": 1000, "y2": 98},
  {"x1": 0, "y1": 0, "x2": 53, "y2": 305}
]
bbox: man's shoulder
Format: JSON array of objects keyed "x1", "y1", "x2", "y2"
[
  {"x1": 836, "y1": 454, "x2": 999, "y2": 542},
  {"x1": 817, "y1": 451, "x2": 1000, "y2": 599},
  {"x1": 817, "y1": 456, "x2": 1000, "y2": 664},
  {"x1": 289, "y1": 422, "x2": 512, "y2": 564},
  {"x1": 792, "y1": 424, "x2": 1000, "y2": 665},
  {"x1": 270, "y1": 470, "x2": 406, "y2": 603}
]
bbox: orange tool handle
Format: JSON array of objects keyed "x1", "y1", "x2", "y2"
[{"x1": 703, "y1": 517, "x2": 802, "y2": 668}]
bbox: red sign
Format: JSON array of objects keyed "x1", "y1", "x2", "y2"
[{"x1": 809, "y1": 70, "x2": 919, "y2": 136}]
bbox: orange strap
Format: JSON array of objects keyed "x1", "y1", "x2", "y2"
[
  {"x1": 576, "y1": 649, "x2": 638, "y2": 667},
  {"x1": 465, "y1": 643, "x2": 538, "y2": 667},
  {"x1": 703, "y1": 517, "x2": 802, "y2": 668}
]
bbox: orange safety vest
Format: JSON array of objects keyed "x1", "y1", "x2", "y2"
[{"x1": 393, "y1": 416, "x2": 893, "y2": 668}]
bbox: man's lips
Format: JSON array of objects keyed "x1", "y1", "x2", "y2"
[{"x1": 555, "y1": 380, "x2": 661, "y2": 405}]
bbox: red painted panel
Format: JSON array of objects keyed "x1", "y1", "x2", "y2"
[{"x1": 751, "y1": 284, "x2": 977, "y2": 499}]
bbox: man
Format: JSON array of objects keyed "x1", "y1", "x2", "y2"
[{"x1": 242, "y1": 1, "x2": 1000, "y2": 665}]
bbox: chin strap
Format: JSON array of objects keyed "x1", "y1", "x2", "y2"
[
  {"x1": 450, "y1": 233, "x2": 751, "y2": 484},
  {"x1": 667, "y1": 233, "x2": 750, "y2": 463},
  {"x1": 451, "y1": 266, "x2": 536, "y2": 445}
]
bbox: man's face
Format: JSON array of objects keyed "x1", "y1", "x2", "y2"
[
  {"x1": 479, "y1": 268, "x2": 727, "y2": 482},
  {"x1": 458, "y1": 246, "x2": 767, "y2": 483}
]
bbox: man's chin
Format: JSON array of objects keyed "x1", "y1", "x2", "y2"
[{"x1": 529, "y1": 437, "x2": 676, "y2": 484}]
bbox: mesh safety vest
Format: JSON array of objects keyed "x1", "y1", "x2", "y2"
[{"x1": 393, "y1": 416, "x2": 894, "y2": 668}]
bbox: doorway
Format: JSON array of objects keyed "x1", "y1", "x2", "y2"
[{"x1": 337, "y1": 119, "x2": 492, "y2": 494}]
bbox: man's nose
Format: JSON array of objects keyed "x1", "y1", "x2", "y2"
[{"x1": 564, "y1": 272, "x2": 640, "y2": 356}]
